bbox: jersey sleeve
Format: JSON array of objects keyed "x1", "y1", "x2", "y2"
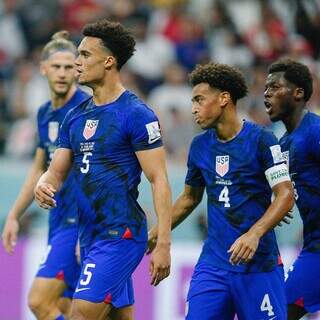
[
  {"x1": 57, "y1": 109, "x2": 73, "y2": 149},
  {"x1": 307, "y1": 125, "x2": 320, "y2": 163},
  {"x1": 127, "y1": 106, "x2": 163, "y2": 151},
  {"x1": 36, "y1": 109, "x2": 45, "y2": 149},
  {"x1": 258, "y1": 129, "x2": 290, "y2": 188},
  {"x1": 185, "y1": 139, "x2": 206, "y2": 187}
]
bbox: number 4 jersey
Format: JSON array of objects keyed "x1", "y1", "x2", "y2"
[
  {"x1": 185, "y1": 121, "x2": 290, "y2": 273},
  {"x1": 58, "y1": 90, "x2": 163, "y2": 248}
]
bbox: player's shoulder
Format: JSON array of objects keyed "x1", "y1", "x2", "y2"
[
  {"x1": 64, "y1": 96, "x2": 93, "y2": 121},
  {"x1": 190, "y1": 130, "x2": 212, "y2": 149},
  {"x1": 124, "y1": 90, "x2": 157, "y2": 116},
  {"x1": 305, "y1": 111, "x2": 320, "y2": 131}
]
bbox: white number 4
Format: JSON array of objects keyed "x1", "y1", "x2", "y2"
[
  {"x1": 80, "y1": 263, "x2": 96, "y2": 286},
  {"x1": 219, "y1": 186, "x2": 230, "y2": 207},
  {"x1": 80, "y1": 152, "x2": 92, "y2": 174},
  {"x1": 260, "y1": 293, "x2": 274, "y2": 316}
]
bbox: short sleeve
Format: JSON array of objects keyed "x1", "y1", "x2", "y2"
[
  {"x1": 257, "y1": 129, "x2": 285, "y2": 171},
  {"x1": 127, "y1": 106, "x2": 163, "y2": 151},
  {"x1": 258, "y1": 129, "x2": 290, "y2": 188},
  {"x1": 57, "y1": 109, "x2": 73, "y2": 149},
  {"x1": 185, "y1": 140, "x2": 206, "y2": 187}
]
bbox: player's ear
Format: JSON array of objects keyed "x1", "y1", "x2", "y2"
[
  {"x1": 220, "y1": 91, "x2": 231, "y2": 108},
  {"x1": 294, "y1": 87, "x2": 304, "y2": 101},
  {"x1": 40, "y1": 61, "x2": 47, "y2": 76},
  {"x1": 104, "y1": 55, "x2": 116, "y2": 70}
]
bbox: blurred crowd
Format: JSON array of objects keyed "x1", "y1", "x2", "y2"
[{"x1": 1, "y1": 0, "x2": 320, "y2": 161}]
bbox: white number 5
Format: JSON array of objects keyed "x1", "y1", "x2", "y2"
[
  {"x1": 80, "y1": 152, "x2": 92, "y2": 174},
  {"x1": 260, "y1": 293, "x2": 274, "y2": 316},
  {"x1": 80, "y1": 263, "x2": 96, "y2": 285}
]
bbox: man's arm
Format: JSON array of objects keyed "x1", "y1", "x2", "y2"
[
  {"x1": 136, "y1": 146, "x2": 172, "y2": 286},
  {"x1": 34, "y1": 148, "x2": 73, "y2": 209},
  {"x1": 228, "y1": 180, "x2": 294, "y2": 265},
  {"x1": 148, "y1": 183, "x2": 205, "y2": 243},
  {"x1": 2, "y1": 148, "x2": 46, "y2": 254}
]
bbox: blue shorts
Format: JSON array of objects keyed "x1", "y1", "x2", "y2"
[
  {"x1": 36, "y1": 228, "x2": 80, "y2": 298},
  {"x1": 74, "y1": 238, "x2": 146, "y2": 307},
  {"x1": 285, "y1": 251, "x2": 320, "y2": 313},
  {"x1": 186, "y1": 261, "x2": 287, "y2": 320}
]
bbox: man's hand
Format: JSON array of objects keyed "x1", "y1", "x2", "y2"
[
  {"x1": 34, "y1": 183, "x2": 57, "y2": 209},
  {"x1": 228, "y1": 231, "x2": 260, "y2": 265},
  {"x1": 149, "y1": 244, "x2": 171, "y2": 286},
  {"x1": 2, "y1": 218, "x2": 19, "y2": 254}
]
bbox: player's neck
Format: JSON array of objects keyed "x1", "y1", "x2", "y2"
[
  {"x1": 51, "y1": 85, "x2": 77, "y2": 110},
  {"x1": 92, "y1": 73, "x2": 125, "y2": 106},
  {"x1": 283, "y1": 106, "x2": 307, "y2": 133},
  {"x1": 215, "y1": 111, "x2": 243, "y2": 142}
]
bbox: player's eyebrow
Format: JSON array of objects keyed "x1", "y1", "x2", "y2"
[{"x1": 192, "y1": 95, "x2": 203, "y2": 102}]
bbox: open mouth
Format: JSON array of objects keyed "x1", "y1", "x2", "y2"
[{"x1": 264, "y1": 101, "x2": 273, "y2": 114}]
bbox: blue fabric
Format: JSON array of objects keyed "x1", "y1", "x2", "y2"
[
  {"x1": 37, "y1": 88, "x2": 90, "y2": 239},
  {"x1": 185, "y1": 121, "x2": 283, "y2": 272},
  {"x1": 36, "y1": 228, "x2": 80, "y2": 295},
  {"x1": 186, "y1": 262, "x2": 286, "y2": 320},
  {"x1": 286, "y1": 251, "x2": 320, "y2": 312},
  {"x1": 74, "y1": 238, "x2": 146, "y2": 306},
  {"x1": 280, "y1": 111, "x2": 320, "y2": 252},
  {"x1": 58, "y1": 90, "x2": 161, "y2": 247}
]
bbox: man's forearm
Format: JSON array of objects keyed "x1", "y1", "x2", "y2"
[
  {"x1": 37, "y1": 168, "x2": 64, "y2": 191},
  {"x1": 249, "y1": 187, "x2": 294, "y2": 237},
  {"x1": 152, "y1": 178, "x2": 172, "y2": 245}
]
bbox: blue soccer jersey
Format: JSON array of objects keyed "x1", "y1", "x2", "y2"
[
  {"x1": 280, "y1": 111, "x2": 320, "y2": 253},
  {"x1": 186, "y1": 121, "x2": 288, "y2": 273},
  {"x1": 37, "y1": 88, "x2": 90, "y2": 238},
  {"x1": 58, "y1": 90, "x2": 162, "y2": 248}
]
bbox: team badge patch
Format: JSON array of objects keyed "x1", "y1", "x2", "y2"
[
  {"x1": 216, "y1": 155, "x2": 229, "y2": 177},
  {"x1": 83, "y1": 120, "x2": 99, "y2": 140},
  {"x1": 48, "y1": 121, "x2": 59, "y2": 142},
  {"x1": 146, "y1": 121, "x2": 161, "y2": 144},
  {"x1": 270, "y1": 145, "x2": 283, "y2": 164}
]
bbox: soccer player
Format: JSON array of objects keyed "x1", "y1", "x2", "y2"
[
  {"x1": 148, "y1": 63, "x2": 294, "y2": 320},
  {"x1": 265, "y1": 58, "x2": 320, "y2": 320},
  {"x1": 34, "y1": 19, "x2": 172, "y2": 320},
  {"x1": 2, "y1": 31, "x2": 89, "y2": 319}
]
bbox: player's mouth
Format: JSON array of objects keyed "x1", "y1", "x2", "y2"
[{"x1": 264, "y1": 101, "x2": 273, "y2": 114}]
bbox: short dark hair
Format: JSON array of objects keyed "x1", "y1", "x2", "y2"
[
  {"x1": 189, "y1": 63, "x2": 248, "y2": 103},
  {"x1": 268, "y1": 58, "x2": 313, "y2": 101},
  {"x1": 83, "y1": 19, "x2": 136, "y2": 70}
]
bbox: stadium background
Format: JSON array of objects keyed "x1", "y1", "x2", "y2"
[{"x1": 0, "y1": 0, "x2": 319, "y2": 319}]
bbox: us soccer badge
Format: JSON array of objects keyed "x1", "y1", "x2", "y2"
[
  {"x1": 83, "y1": 120, "x2": 99, "y2": 140},
  {"x1": 216, "y1": 155, "x2": 229, "y2": 177}
]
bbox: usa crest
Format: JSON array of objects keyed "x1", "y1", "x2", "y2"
[
  {"x1": 216, "y1": 155, "x2": 229, "y2": 177},
  {"x1": 48, "y1": 121, "x2": 59, "y2": 143},
  {"x1": 83, "y1": 120, "x2": 99, "y2": 140}
]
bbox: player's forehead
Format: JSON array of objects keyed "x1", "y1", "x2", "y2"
[
  {"x1": 46, "y1": 50, "x2": 75, "y2": 64},
  {"x1": 266, "y1": 72, "x2": 287, "y2": 86},
  {"x1": 192, "y1": 82, "x2": 218, "y2": 98},
  {"x1": 78, "y1": 36, "x2": 103, "y2": 54}
]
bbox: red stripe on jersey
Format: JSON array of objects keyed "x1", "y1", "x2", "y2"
[
  {"x1": 122, "y1": 227, "x2": 133, "y2": 239},
  {"x1": 56, "y1": 270, "x2": 64, "y2": 281},
  {"x1": 294, "y1": 297, "x2": 304, "y2": 307},
  {"x1": 104, "y1": 293, "x2": 112, "y2": 304}
]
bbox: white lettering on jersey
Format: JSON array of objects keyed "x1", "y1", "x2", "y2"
[
  {"x1": 83, "y1": 120, "x2": 99, "y2": 140},
  {"x1": 216, "y1": 155, "x2": 229, "y2": 177},
  {"x1": 48, "y1": 121, "x2": 59, "y2": 142},
  {"x1": 270, "y1": 145, "x2": 283, "y2": 164},
  {"x1": 146, "y1": 121, "x2": 161, "y2": 144},
  {"x1": 265, "y1": 163, "x2": 290, "y2": 188}
]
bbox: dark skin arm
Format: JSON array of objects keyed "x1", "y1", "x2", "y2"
[{"x1": 228, "y1": 180, "x2": 294, "y2": 265}]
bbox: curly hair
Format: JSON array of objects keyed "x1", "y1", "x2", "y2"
[
  {"x1": 268, "y1": 58, "x2": 313, "y2": 102},
  {"x1": 41, "y1": 30, "x2": 77, "y2": 60},
  {"x1": 83, "y1": 19, "x2": 136, "y2": 70},
  {"x1": 189, "y1": 63, "x2": 248, "y2": 103}
]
